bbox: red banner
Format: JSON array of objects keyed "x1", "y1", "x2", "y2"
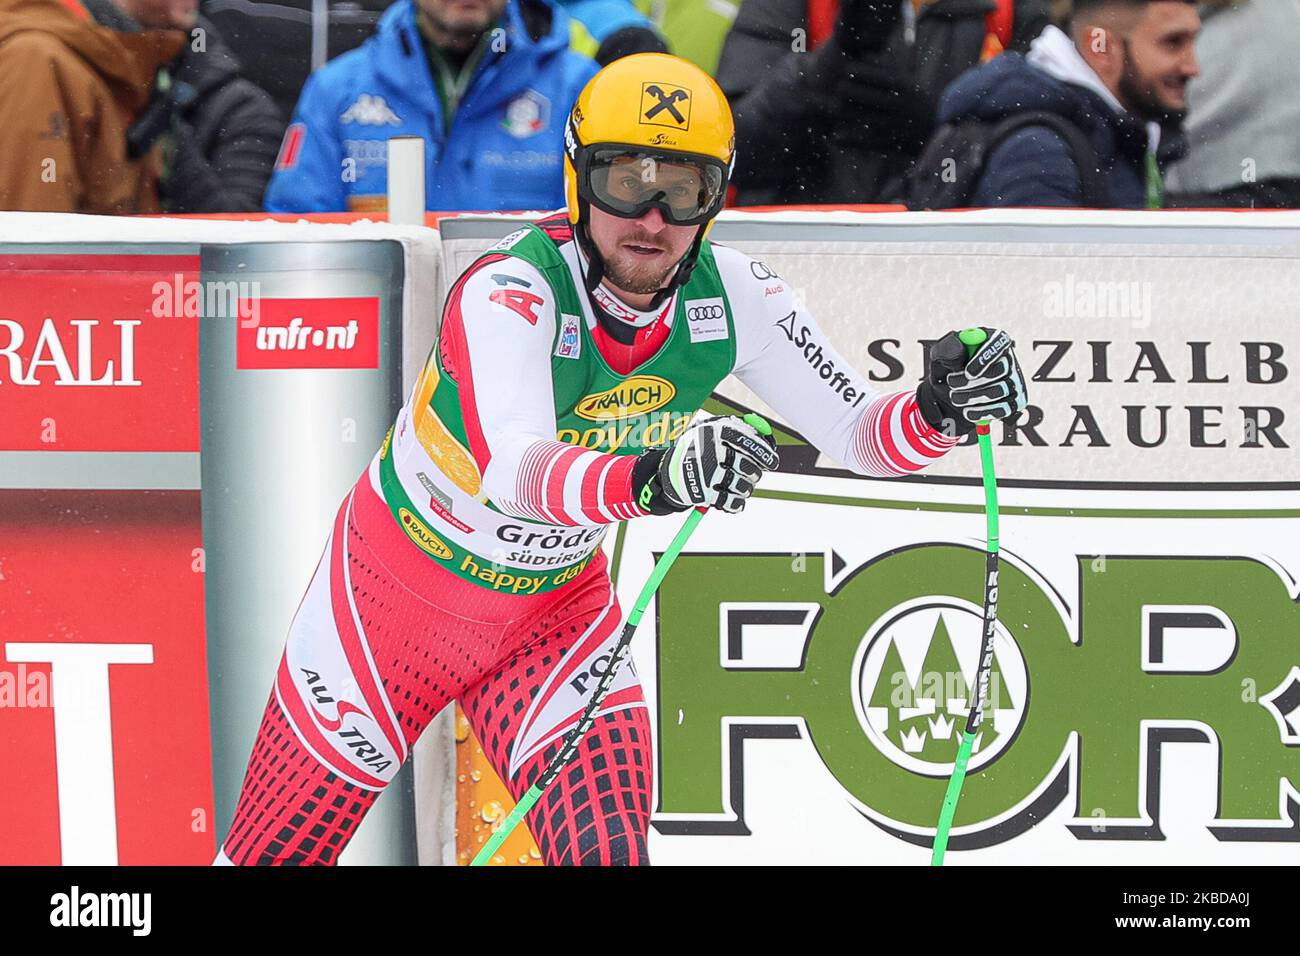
[
  {"x1": 0, "y1": 490, "x2": 212, "y2": 865},
  {"x1": 0, "y1": 254, "x2": 201, "y2": 452}
]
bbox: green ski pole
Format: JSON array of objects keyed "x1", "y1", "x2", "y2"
[
  {"x1": 471, "y1": 413, "x2": 773, "y2": 866},
  {"x1": 931, "y1": 329, "x2": 1001, "y2": 867}
]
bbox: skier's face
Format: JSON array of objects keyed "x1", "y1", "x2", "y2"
[{"x1": 587, "y1": 204, "x2": 698, "y2": 300}]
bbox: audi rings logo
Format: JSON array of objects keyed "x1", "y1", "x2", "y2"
[{"x1": 684, "y1": 297, "x2": 728, "y2": 343}]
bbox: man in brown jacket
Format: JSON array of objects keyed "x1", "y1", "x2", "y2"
[{"x1": 0, "y1": 0, "x2": 188, "y2": 213}]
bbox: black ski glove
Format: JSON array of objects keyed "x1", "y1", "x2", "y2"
[
  {"x1": 917, "y1": 328, "x2": 1029, "y2": 436},
  {"x1": 632, "y1": 415, "x2": 780, "y2": 515}
]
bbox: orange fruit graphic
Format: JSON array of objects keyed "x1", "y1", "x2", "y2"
[{"x1": 412, "y1": 357, "x2": 484, "y2": 499}]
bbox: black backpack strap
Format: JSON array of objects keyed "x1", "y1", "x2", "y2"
[
  {"x1": 984, "y1": 110, "x2": 1109, "y2": 207},
  {"x1": 903, "y1": 120, "x2": 990, "y2": 209}
]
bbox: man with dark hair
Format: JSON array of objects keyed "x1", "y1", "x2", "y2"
[
  {"x1": 924, "y1": 0, "x2": 1201, "y2": 207},
  {"x1": 1066, "y1": 0, "x2": 1197, "y2": 123}
]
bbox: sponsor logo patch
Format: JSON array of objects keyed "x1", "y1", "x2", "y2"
[
  {"x1": 502, "y1": 89, "x2": 550, "y2": 139},
  {"x1": 399, "y1": 508, "x2": 453, "y2": 559},
  {"x1": 575, "y1": 375, "x2": 676, "y2": 421},
  {"x1": 556, "y1": 411, "x2": 693, "y2": 452},
  {"x1": 564, "y1": 115, "x2": 579, "y2": 161},
  {"x1": 414, "y1": 472, "x2": 474, "y2": 534},
  {"x1": 340, "y1": 94, "x2": 401, "y2": 126},
  {"x1": 297, "y1": 668, "x2": 396, "y2": 777},
  {"x1": 416, "y1": 471, "x2": 451, "y2": 511},
  {"x1": 491, "y1": 228, "x2": 530, "y2": 251},
  {"x1": 427, "y1": 495, "x2": 473, "y2": 534},
  {"x1": 684, "y1": 297, "x2": 727, "y2": 343},
  {"x1": 591, "y1": 283, "x2": 643, "y2": 323},
  {"x1": 640, "y1": 83, "x2": 692, "y2": 130},
  {"x1": 775, "y1": 311, "x2": 865, "y2": 407},
  {"x1": 488, "y1": 287, "x2": 544, "y2": 324},
  {"x1": 235, "y1": 297, "x2": 380, "y2": 370},
  {"x1": 555, "y1": 313, "x2": 581, "y2": 359}
]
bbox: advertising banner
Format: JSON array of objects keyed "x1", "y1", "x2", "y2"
[
  {"x1": 0, "y1": 490, "x2": 211, "y2": 865},
  {"x1": 0, "y1": 249, "x2": 209, "y2": 864},
  {"x1": 628, "y1": 476, "x2": 1299, "y2": 863},
  {"x1": 0, "y1": 252, "x2": 201, "y2": 452},
  {"x1": 639, "y1": 219, "x2": 1300, "y2": 862}
]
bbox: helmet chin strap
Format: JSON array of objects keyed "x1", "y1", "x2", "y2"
[{"x1": 574, "y1": 198, "x2": 707, "y2": 318}]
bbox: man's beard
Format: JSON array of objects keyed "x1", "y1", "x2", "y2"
[
  {"x1": 1118, "y1": 40, "x2": 1187, "y2": 125},
  {"x1": 603, "y1": 248, "x2": 680, "y2": 295}
]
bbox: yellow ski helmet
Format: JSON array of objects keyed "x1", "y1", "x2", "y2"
[{"x1": 562, "y1": 53, "x2": 736, "y2": 305}]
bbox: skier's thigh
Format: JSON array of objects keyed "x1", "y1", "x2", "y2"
[{"x1": 461, "y1": 571, "x2": 654, "y2": 866}]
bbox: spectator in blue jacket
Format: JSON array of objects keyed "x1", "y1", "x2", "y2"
[
  {"x1": 264, "y1": 0, "x2": 598, "y2": 213},
  {"x1": 936, "y1": 0, "x2": 1200, "y2": 208}
]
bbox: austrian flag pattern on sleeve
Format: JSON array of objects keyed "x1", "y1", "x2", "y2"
[
  {"x1": 502, "y1": 442, "x2": 643, "y2": 525},
  {"x1": 853, "y1": 391, "x2": 960, "y2": 477}
]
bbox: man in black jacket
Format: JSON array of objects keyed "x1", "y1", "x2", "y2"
[
  {"x1": 84, "y1": 0, "x2": 284, "y2": 211},
  {"x1": 716, "y1": 0, "x2": 1051, "y2": 204},
  {"x1": 161, "y1": 14, "x2": 286, "y2": 211}
]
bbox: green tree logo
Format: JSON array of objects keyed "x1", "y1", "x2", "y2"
[{"x1": 855, "y1": 600, "x2": 1027, "y2": 776}]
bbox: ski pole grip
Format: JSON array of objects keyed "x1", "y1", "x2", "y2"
[
  {"x1": 743, "y1": 412, "x2": 772, "y2": 436},
  {"x1": 958, "y1": 329, "x2": 993, "y2": 430},
  {"x1": 735, "y1": 413, "x2": 776, "y2": 516},
  {"x1": 958, "y1": 327, "x2": 988, "y2": 359}
]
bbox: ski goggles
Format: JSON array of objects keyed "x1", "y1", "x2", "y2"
[{"x1": 577, "y1": 145, "x2": 730, "y2": 226}]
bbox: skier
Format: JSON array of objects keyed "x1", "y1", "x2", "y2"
[{"x1": 216, "y1": 52, "x2": 1028, "y2": 866}]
